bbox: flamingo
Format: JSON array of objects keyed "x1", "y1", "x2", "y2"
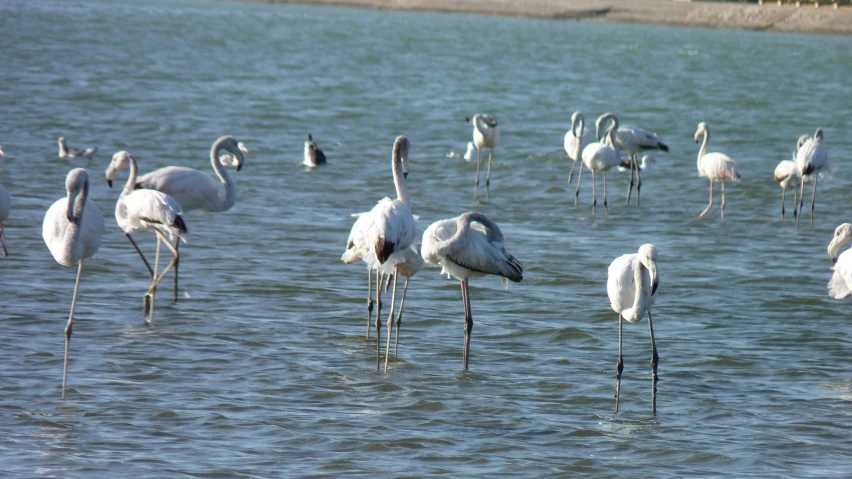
[
  {"x1": 42, "y1": 168, "x2": 104, "y2": 399},
  {"x1": 774, "y1": 135, "x2": 809, "y2": 219},
  {"x1": 302, "y1": 134, "x2": 326, "y2": 167},
  {"x1": 343, "y1": 136, "x2": 415, "y2": 371},
  {"x1": 106, "y1": 151, "x2": 187, "y2": 324},
  {"x1": 421, "y1": 212, "x2": 523, "y2": 370},
  {"x1": 580, "y1": 113, "x2": 621, "y2": 217},
  {"x1": 342, "y1": 211, "x2": 379, "y2": 338},
  {"x1": 58, "y1": 137, "x2": 97, "y2": 159},
  {"x1": 694, "y1": 122, "x2": 741, "y2": 219},
  {"x1": 795, "y1": 128, "x2": 830, "y2": 228},
  {"x1": 565, "y1": 111, "x2": 597, "y2": 196},
  {"x1": 828, "y1": 223, "x2": 852, "y2": 299},
  {"x1": 594, "y1": 113, "x2": 668, "y2": 206},
  {"x1": 0, "y1": 148, "x2": 8, "y2": 256},
  {"x1": 607, "y1": 243, "x2": 660, "y2": 414},
  {"x1": 133, "y1": 136, "x2": 246, "y2": 300},
  {"x1": 467, "y1": 114, "x2": 500, "y2": 202}
]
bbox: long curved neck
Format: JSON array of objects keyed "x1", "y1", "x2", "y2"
[
  {"x1": 59, "y1": 138, "x2": 67, "y2": 156},
  {"x1": 606, "y1": 119, "x2": 618, "y2": 150},
  {"x1": 210, "y1": 139, "x2": 236, "y2": 211},
  {"x1": 70, "y1": 181, "x2": 88, "y2": 227},
  {"x1": 392, "y1": 141, "x2": 409, "y2": 206},
  {"x1": 630, "y1": 256, "x2": 650, "y2": 319},
  {"x1": 122, "y1": 156, "x2": 138, "y2": 196},
  {"x1": 697, "y1": 130, "x2": 709, "y2": 166},
  {"x1": 575, "y1": 116, "x2": 585, "y2": 159}
]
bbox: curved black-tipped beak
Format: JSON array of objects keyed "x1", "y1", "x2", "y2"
[
  {"x1": 236, "y1": 162, "x2": 243, "y2": 172},
  {"x1": 403, "y1": 172, "x2": 408, "y2": 179},
  {"x1": 107, "y1": 179, "x2": 113, "y2": 188}
]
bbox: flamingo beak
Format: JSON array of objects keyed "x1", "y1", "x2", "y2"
[
  {"x1": 648, "y1": 260, "x2": 658, "y2": 296},
  {"x1": 107, "y1": 179, "x2": 113, "y2": 188}
]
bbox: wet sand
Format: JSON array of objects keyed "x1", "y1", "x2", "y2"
[{"x1": 245, "y1": 0, "x2": 852, "y2": 35}]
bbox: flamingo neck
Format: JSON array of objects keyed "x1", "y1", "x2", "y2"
[
  {"x1": 210, "y1": 138, "x2": 236, "y2": 211},
  {"x1": 392, "y1": 142, "x2": 409, "y2": 207},
  {"x1": 59, "y1": 138, "x2": 67, "y2": 157},
  {"x1": 627, "y1": 256, "x2": 650, "y2": 321},
  {"x1": 71, "y1": 181, "x2": 88, "y2": 225},
  {"x1": 606, "y1": 119, "x2": 619, "y2": 151},
  {"x1": 697, "y1": 130, "x2": 709, "y2": 167},
  {"x1": 575, "y1": 116, "x2": 585, "y2": 159},
  {"x1": 122, "y1": 156, "x2": 138, "y2": 196}
]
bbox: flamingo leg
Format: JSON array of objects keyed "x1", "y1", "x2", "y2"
[
  {"x1": 384, "y1": 266, "x2": 400, "y2": 372},
  {"x1": 574, "y1": 165, "x2": 584, "y2": 206},
  {"x1": 780, "y1": 187, "x2": 786, "y2": 219},
  {"x1": 125, "y1": 233, "x2": 153, "y2": 278},
  {"x1": 699, "y1": 179, "x2": 714, "y2": 217},
  {"x1": 147, "y1": 233, "x2": 180, "y2": 293},
  {"x1": 366, "y1": 268, "x2": 373, "y2": 339},
  {"x1": 603, "y1": 171, "x2": 609, "y2": 217},
  {"x1": 473, "y1": 148, "x2": 482, "y2": 203},
  {"x1": 144, "y1": 237, "x2": 163, "y2": 323},
  {"x1": 394, "y1": 277, "x2": 410, "y2": 357},
  {"x1": 591, "y1": 170, "x2": 597, "y2": 217},
  {"x1": 0, "y1": 220, "x2": 7, "y2": 257},
  {"x1": 793, "y1": 187, "x2": 799, "y2": 219},
  {"x1": 485, "y1": 148, "x2": 493, "y2": 201},
  {"x1": 615, "y1": 313, "x2": 623, "y2": 413},
  {"x1": 461, "y1": 278, "x2": 473, "y2": 370},
  {"x1": 568, "y1": 159, "x2": 577, "y2": 186},
  {"x1": 720, "y1": 180, "x2": 726, "y2": 219},
  {"x1": 375, "y1": 268, "x2": 383, "y2": 371},
  {"x1": 173, "y1": 240, "x2": 180, "y2": 302},
  {"x1": 625, "y1": 157, "x2": 634, "y2": 206},
  {"x1": 809, "y1": 176, "x2": 819, "y2": 227},
  {"x1": 796, "y1": 177, "x2": 806, "y2": 227},
  {"x1": 648, "y1": 310, "x2": 659, "y2": 416},
  {"x1": 634, "y1": 154, "x2": 642, "y2": 207},
  {"x1": 62, "y1": 260, "x2": 84, "y2": 400}
]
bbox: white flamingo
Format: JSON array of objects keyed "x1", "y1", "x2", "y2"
[
  {"x1": 133, "y1": 136, "x2": 246, "y2": 300},
  {"x1": 580, "y1": 113, "x2": 621, "y2": 217},
  {"x1": 58, "y1": 137, "x2": 97, "y2": 159},
  {"x1": 421, "y1": 212, "x2": 523, "y2": 370},
  {"x1": 342, "y1": 211, "x2": 380, "y2": 338},
  {"x1": 42, "y1": 168, "x2": 104, "y2": 399},
  {"x1": 607, "y1": 243, "x2": 660, "y2": 414},
  {"x1": 344, "y1": 136, "x2": 415, "y2": 371},
  {"x1": 594, "y1": 114, "x2": 668, "y2": 206},
  {"x1": 828, "y1": 224, "x2": 852, "y2": 300},
  {"x1": 773, "y1": 135, "x2": 809, "y2": 219},
  {"x1": 565, "y1": 111, "x2": 596, "y2": 202},
  {"x1": 106, "y1": 151, "x2": 187, "y2": 324},
  {"x1": 694, "y1": 122, "x2": 741, "y2": 219},
  {"x1": 795, "y1": 127, "x2": 830, "y2": 228},
  {"x1": 0, "y1": 148, "x2": 9, "y2": 256},
  {"x1": 302, "y1": 134, "x2": 326, "y2": 167},
  {"x1": 468, "y1": 114, "x2": 500, "y2": 202}
]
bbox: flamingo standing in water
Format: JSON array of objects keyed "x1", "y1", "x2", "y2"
[
  {"x1": 382, "y1": 242, "x2": 423, "y2": 356},
  {"x1": 133, "y1": 136, "x2": 246, "y2": 300},
  {"x1": 795, "y1": 128, "x2": 830, "y2": 228},
  {"x1": 607, "y1": 244, "x2": 660, "y2": 414},
  {"x1": 828, "y1": 223, "x2": 852, "y2": 300},
  {"x1": 694, "y1": 122, "x2": 741, "y2": 219},
  {"x1": 773, "y1": 135, "x2": 809, "y2": 219},
  {"x1": 343, "y1": 136, "x2": 415, "y2": 371},
  {"x1": 42, "y1": 168, "x2": 104, "y2": 399},
  {"x1": 421, "y1": 211, "x2": 522, "y2": 370},
  {"x1": 580, "y1": 113, "x2": 621, "y2": 217},
  {"x1": 467, "y1": 114, "x2": 500, "y2": 202},
  {"x1": 564, "y1": 111, "x2": 596, "y2": 201},
  {"x1": 58, "y1": 137, "x2": 97, "y2": 159},
  {"x1": 106, "y1": 151, "x2": 187, "y2": 323}
]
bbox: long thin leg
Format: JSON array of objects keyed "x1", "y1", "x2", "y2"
[
  {"x1": 366, "y1": 268, "x2": 373, "y2": 339},
  {"x1": 793, "y1": 186, "x2": 799, "y2": 219},
  {"x1": 62, "y1": 261, "x2": 84, "y2": 400},
  {"x1": 0, "y1": 221, "x2": 7, "y2": 257},
  {"x1": 462, "y1": 279, "x2": 473, "y2": 370},
  {"x1": 810, "y1": 176, "x2": 818, "y2": 227},
  {"x1": 648, "y1": 310, "x2": 659, "y2": 416},
  {"x1": 615, "y1": 313, "x2": 623, "y2": 413},
  {"x1": 375, "y1": 268, "x2": 382, "y2": 371},
  {"x1": 460, "y1": 280, "x2": 470, "y2": 366},
  {"x1": 635, "y1": 154, "x2": 642, "y2": 207},
  {"x1": 574, "y1": 165, "x2": 584, "y2": 206},
  {"x1": 796, "y1": 177, "x2": 805, "y2": 227},
  {"x1": 591, "y1": 170, "x2": 597, "y2": 217},
  {"x1": 568, "y1": 159, "x2": 577, "y2": 186},
  {"x1": 720, "y1": 180, "x2": 726, "y2": 219},
  {"x1": 625, "y1": 157, "x2": 634, "y2": 206},
  {"x1": 485, "y1": 148, "x2": 493, "y2": 201},
  {"x1": 173, "y1": 239, "x2": 180, "y2": 302},
  {"x1": 384, "y1": 266, "x2": 400, "y2": 372},
  {"x1": 147, "y1": 233, "x2": 180, "y2": 293},
  {"x1": 603, "y1": 171, "x2": 609, "y2": 217},
  {"x1": 125, "y1": 233, "x2": 153, "y2": 278},
  {"x1": 780, "y1": 187, "x2": 786, "y2": 219},
  {"x1": 473, "y1": 148, "x2": 482, "y2": 203},
  {"x1": 144, "y1": 237, "x2": 163, "y2": 323},
  {"x1": 699, "y1": 179, "x2": 714, "y2": 217},
  {"x1": 394, "y1": 277, "x2": 410, "y2": 357}
]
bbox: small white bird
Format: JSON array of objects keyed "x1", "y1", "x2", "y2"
[
  {"x1": 133, "y1": 135, "x2": 246, "y2": 300},
  {"x1": 468, "y1": 114, "x2": 500, "y2": 202},
  {"x1": 421, "y1": 211, "x2": 522, "y2": 370},
  {"x1": 617, "y1": 155, "x2": 654, "y2": 173},
  {"x1": 607, "y1": 244, "x2": 660, "y2": 414},
  {"x1": 58, "y1": 137, "x2": 97, "y2": 159},
  {"x1": 694, "y1": 122, "x2": 741, "y2": 219},
  {"x1": 580, "y1": 113, "x2": 621, "y2": 217},
  {"x1": 795, "y1": 127, "x2": 830, "y2": 228},
  {"x1": 595, "y1": 114, "x2": 668, "y2": 207},
  {"x1": 302, "y1": 134, "x2": 326, "y2": 167},
  {"x1": 446, "y1": 142, "x2": 476, "y2": 162},
  {"x1": 565, "y1": 111, "x2": 597, "y2": 193},
  {"x1": 0, "y1": 148, "x2": 9, "y2": 256},
  {"x1": 773, "y1": 135, "x2": 809, "y2": 219},
  {"x1": 828, "y1": 224, "x2": 852, "y2": 300},
  {"x1": 106, "y1": 151, "x2": 187, "y2": 323},
  {"x1": 42, "y1": 168, "x2": 104, "y2": 399}
]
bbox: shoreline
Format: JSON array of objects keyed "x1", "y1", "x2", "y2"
[{"x1": 244, "y1": 0, "x2": 852, "y2": 36}]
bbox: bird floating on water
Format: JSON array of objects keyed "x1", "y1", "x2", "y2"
[
  {"x1": 446, "y1": 142, "x2": 476, "y2": 162},
  {"x1": 694, "y1": 122, "x2": 740, "y2": 219},
  {"x1": 58, "y1": 137, "x2": 97, "y2": 159},
  {"x1": 302, "y1": 134, "x2": 326, "y2": 167}
]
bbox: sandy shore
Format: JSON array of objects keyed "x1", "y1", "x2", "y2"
[{"x1": 246, "y1": 0, "x2": 852, "y2": 35}]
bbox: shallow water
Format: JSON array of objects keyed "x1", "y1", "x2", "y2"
[{"x1": 1, "y1": 0, "x2": 852, "y2": 476}]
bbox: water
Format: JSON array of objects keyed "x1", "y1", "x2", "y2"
[{"x1": 2, "y1": 0, "x2": 852, "y2": 476}]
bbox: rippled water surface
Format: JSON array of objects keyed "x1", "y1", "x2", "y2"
[{"x1": 2, "y1": 0, "x2": 852, "y2": 476}]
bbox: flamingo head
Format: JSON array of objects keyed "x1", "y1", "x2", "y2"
[
  {"x1": 796, "y1": 135, "x2": 809, "y2": 150},
  {"x1": 814, "y1": 128, "x2": 824, "y2": 143},
  {"x1": 638, "y1": 244, "x2": 659, "y2": 295},
  {"x1": 694, "y1": 122, "x2": 708, "y2": 143},
  {"x1": 105, "y1": 150, "x2": 134, "y2": 188},
  {"x1": 218, "y1": 136, "x2": 246, "y2": 171},
  {"x1": 828, "y1": 224, "x2": 852, "y2": 264},
  {"x1": 394, "y1": 135, "x2": 410, "y2": 179},
  {"x1": 595, "y1": 113, "x2": 617, "y2": 140},
  {"x1": 65, "y1": 168, "x2": 88, "y2": 224}
]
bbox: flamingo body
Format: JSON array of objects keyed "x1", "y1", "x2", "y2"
[
  {"x1": 827, "y1": 223, "x2": 852, "y2": 299},
  {"x1": 694, "y1": 122, "x2": 740, "y2": 219},
  {"x1": 469, "y1": 114, "x2": 499, "y2": 202},
  {"x1": 794, "y1": 128, "x2": 830, "y2": 227}
]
